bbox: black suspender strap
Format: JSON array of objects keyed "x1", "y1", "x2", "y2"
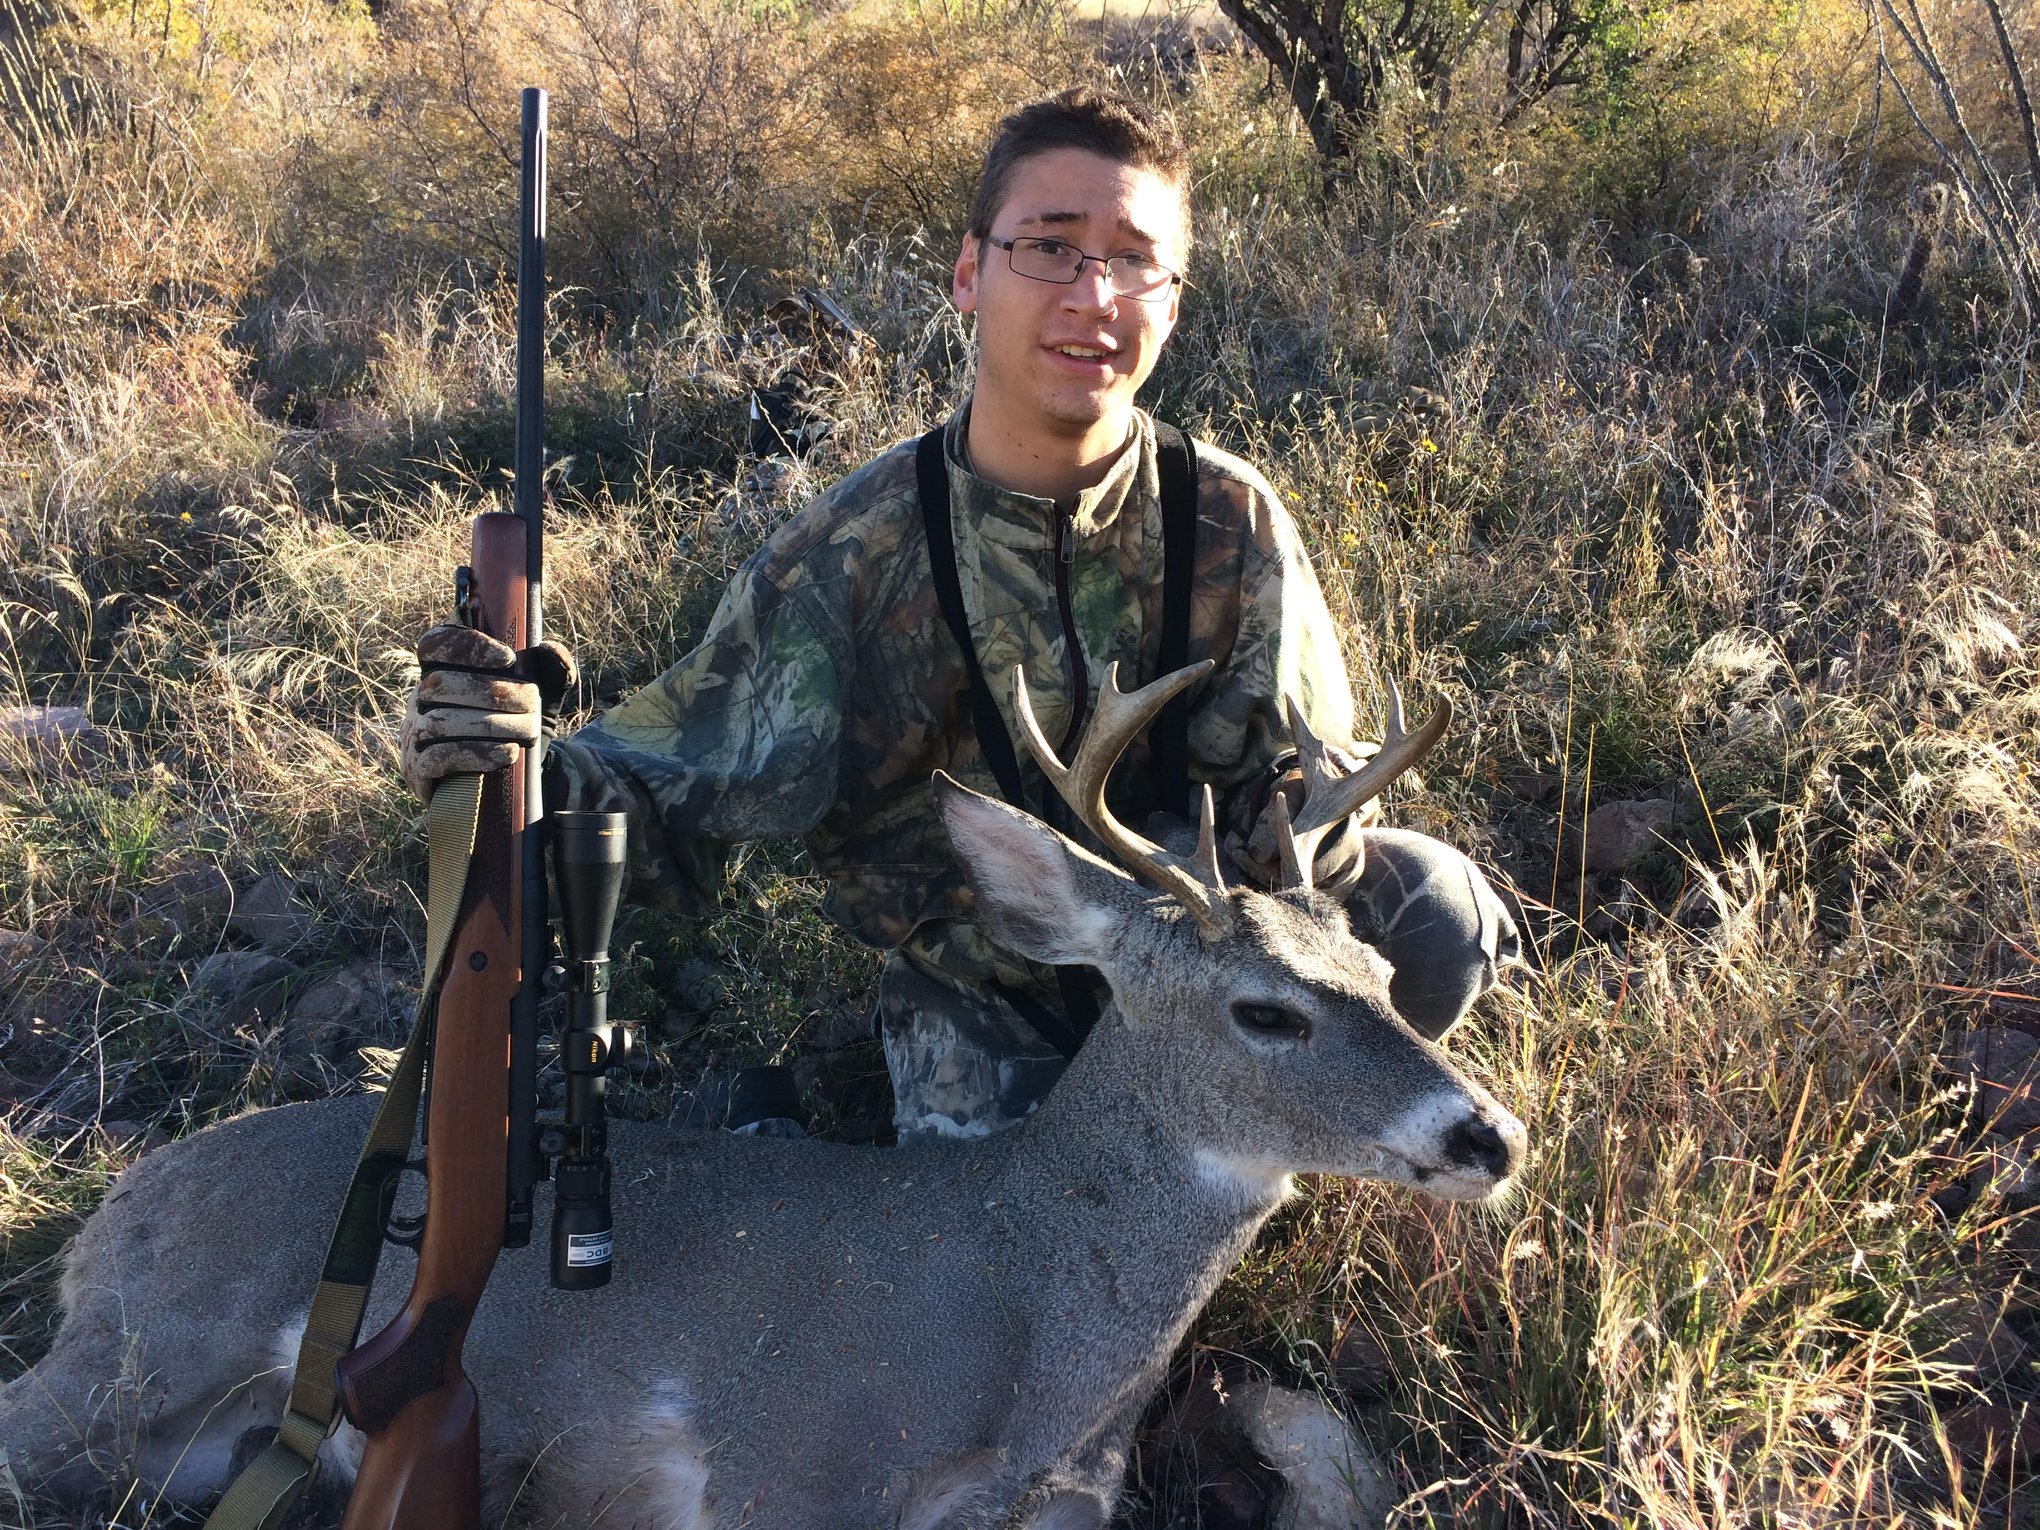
[
  {"x1": 918, "y1": 428, "x2": 1028, "y2": 810},
  {"x1": 991, "y1": 979, "x2": 1090, "y2": 1064},
  {"x1": 1151, "y1": 422, "x2": 1198, "y2": 822},
  {"x1": 917, "y1": 421, "x2": 1200, "y2": 1057}
]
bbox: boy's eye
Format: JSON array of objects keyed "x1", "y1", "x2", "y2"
[{"x1": 1031, "y1": 238, "x2": 1073, "y2": 257}]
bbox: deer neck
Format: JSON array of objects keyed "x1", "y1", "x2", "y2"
[
  {"x1": 991, "y1": 1008, "x2": 1292, "y2": 1292},
  {"x1": 969, "y1": 1013, "x2": 1291, "y2": 1410}
]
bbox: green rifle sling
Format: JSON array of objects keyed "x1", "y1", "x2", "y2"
[{"x1": 200, "y1": 773, "x2": 484, "y2": 1530}]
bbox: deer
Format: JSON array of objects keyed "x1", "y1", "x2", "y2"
[{"x1": 0, "y1": 661, "x2": 1527, "y2": 1529}]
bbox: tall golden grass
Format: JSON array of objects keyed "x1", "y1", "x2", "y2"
[{"x1": 3, "y1": 0, "x2": 2038, "y2": 1523}]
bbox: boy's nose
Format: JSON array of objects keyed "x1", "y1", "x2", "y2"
[{"x1": 1063, "y1": 265, "x2": 1118, "y2": 312}]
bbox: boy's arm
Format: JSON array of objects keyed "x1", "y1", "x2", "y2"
[
  {"x1": 545, "y1": 561, "x2": 847, "y2": 915},
  {"x1": 1180, "y1": 464, "x2": 1373, "y2": 886},
  {"x1": 402, "y1": 558, "x2": 847, "y2": 919}
]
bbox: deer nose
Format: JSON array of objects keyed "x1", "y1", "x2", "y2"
[{"x1": 1444, "y1": 1115, "x2": 1520, "y2": 1180}]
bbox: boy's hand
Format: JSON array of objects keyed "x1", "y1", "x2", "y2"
[
  {"x1": 399, "y1": 625, "x2": 576, "y2": 802},
  {"x1": 1228, "y1": 758, "x2": 1365, "y2": 890}
]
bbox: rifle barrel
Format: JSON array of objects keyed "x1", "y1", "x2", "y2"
[
  {"x1": 515, "y1": 88, "x2": 547, "y2": 547},
  {"x1": 506, "y1": 84, "x2": 548, "y2": 1248}
]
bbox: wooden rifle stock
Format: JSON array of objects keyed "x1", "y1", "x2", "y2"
[{"x1": 336, "y1": 515, "x2": 528, "y2": 1530}]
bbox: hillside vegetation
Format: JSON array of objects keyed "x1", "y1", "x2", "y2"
[{"x1": 3, "y1": 0, "x2": 2039, "y2": 1524}]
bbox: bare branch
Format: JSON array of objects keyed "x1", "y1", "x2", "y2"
[
  {"x1": 1869, "y1": 0, "x2": 2040, "y2": 319},
  {"x1": 1982, "y1": 0, "x2": 2040, "y2": 204}
]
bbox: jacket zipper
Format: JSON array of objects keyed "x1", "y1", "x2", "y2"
[{"x1": 1053, "y1": 509, "x2": 1090, "y2": 761}]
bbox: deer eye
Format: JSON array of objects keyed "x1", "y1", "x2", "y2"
[{"x1": 1232, "y1": 1001, "x2": 1309, "y2": 1040}]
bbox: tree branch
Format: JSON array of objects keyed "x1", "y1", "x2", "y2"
[
  {"x1": 1869, "y1": 0, "x2": 2038, "y2": 317},
  {"x1": 1981, "y1": 0, "x2": 2040, "y2": 208}
]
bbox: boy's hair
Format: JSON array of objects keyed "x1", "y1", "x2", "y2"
[{"x1": 967, "y1": 88, "x2": 1191, "y2": 246}]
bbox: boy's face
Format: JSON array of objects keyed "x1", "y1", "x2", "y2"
[{"x1": 953, "y1": 147, "x2": 1187, "y2": 446}]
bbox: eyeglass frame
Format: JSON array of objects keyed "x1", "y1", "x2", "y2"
[{"x1": 986, "y1": 234, "x2": 1185, "y2": 301}]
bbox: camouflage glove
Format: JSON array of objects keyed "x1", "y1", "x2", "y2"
[
  {"x1": 399, "y1": 625, "x2": 577, "y2": 802},
  {"x1": 1226, "y1": 755, "x2": 1365, "y2": 891}
]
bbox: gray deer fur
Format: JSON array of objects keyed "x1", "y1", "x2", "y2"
[{"x1": 0, "y1": 776, "x2": 1526, "y2": 1528}]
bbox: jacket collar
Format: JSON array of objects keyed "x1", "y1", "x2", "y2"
[{"x1": 943, "y1": 403, "x2": 1150, "y2": 539}]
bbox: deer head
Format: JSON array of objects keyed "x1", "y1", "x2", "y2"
[{"x1": 933, "y1": 663, "x2": 1525, "y2": 1203}]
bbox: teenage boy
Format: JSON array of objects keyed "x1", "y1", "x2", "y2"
[{"x1": 400, "y1": 88, "x2": 1519, "y2": 1143}]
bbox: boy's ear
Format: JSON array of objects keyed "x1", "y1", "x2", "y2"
[
  {"x1": 934, "y1": 773, "x2": 1146, "y2": 969},
  {"x1": 953, "y1": 233, "x2": 982, "y2": 315}
]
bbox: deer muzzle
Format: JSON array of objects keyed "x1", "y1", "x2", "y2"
[{"x1": 1374, "y1": 1085, "x2": 1528, "y2": 1202}]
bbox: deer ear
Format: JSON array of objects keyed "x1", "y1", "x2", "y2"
[{"x1": 934, "y1": 773, "x2": 1146, "y2": 968}]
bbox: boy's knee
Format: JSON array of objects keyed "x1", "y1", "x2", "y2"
[
  {"x1": 878, "y1": 958, "x2": 1066, "y2": 1144},
  {"x1": 1346, "y1": 828, "x2": 1521, "y2": 1040}
]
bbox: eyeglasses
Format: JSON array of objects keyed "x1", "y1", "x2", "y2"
[{"x1": 988, "y1": 235, "x2": 1182, "y2": 301}]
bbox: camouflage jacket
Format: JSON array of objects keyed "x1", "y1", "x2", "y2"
[{"x1": 550, "y1": 407, "x2": 1364, "y2": 985}]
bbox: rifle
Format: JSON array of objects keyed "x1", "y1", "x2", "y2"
[
  {"x1": 322, "y1": 85, "x2": 546, "y2": 1530},
  {"x1": 199, "y1": 91, "x2": 629, "y2": 1530},
  {"x1": 197, "y1": 92, "x2": 630, "y2": 1530},
  {"x1": 332, "y1": 83, "x2": 639, "y2": 1526}
]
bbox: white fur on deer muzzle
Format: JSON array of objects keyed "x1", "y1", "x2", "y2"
[{"x1": 1375, "y1": 1089, "x2": 1527, "y2": 1200}]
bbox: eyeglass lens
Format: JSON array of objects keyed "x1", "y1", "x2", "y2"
[{"x1": 1006, "y1": 238, "x2": 1172, "y2": 298}]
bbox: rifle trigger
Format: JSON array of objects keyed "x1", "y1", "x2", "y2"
[{"x1": 378, "y1": 1156, "x2": 430, "y2": 1251}]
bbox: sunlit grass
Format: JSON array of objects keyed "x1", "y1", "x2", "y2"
[{"x1": 3, "y1": 0, "x2": 2038, "y2": 1523}]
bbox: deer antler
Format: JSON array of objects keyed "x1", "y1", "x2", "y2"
[
  {"x1": 1010, "y1": 661, "x2": 1234, "y2": 941},
  {"x1": 1276, "y1": 678, "x2": 1452, "y2": 893}
]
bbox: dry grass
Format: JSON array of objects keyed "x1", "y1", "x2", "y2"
[{"x1": 3, "y1": 0, "x2": 2039, "y2": 1524}]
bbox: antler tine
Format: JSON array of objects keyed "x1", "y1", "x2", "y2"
[
  {"x1": 1010, "y1": 661, "x2": 1233, "y2": 940},
  {"x1": 1193, "y1": 784, "x2": 1223, "y2": 890},
  {"x1": 1271, "y1": 788, "x2": 1309, "y2": 892},
  {"x1": 1288, "y1": 680, "x2": 1453, "y2": 840},
  {"x1": 1285, "y1": 690, "x2": 1341, "y2": 784}
]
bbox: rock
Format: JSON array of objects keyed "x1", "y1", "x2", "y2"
[
  {"x1": 5, "y1": 961, "x2": 96, "y2": 1049},
  {"x1": 1937, "y1": 1296, "x2": 2035, "y2": 1387},
  {"x1": 650, "y1": 956, "x2": 746, "y2": 1040},
  {"x1": 669, "y1": 958, "x2": 742, "y2": 1020},
  {"x1": 1330, "y1": 1324, "x2": 1394, "y2": 1406},
  {"x1": 281, "y1": 962, "x2": 410, "y2": 1067},
  {"x1": 0, "y1": 929, "x2": 47, "y2": 979},
  {"x1": 1961, "y1": 1029, "x2": 2040, "y2": 1134},
  {"x1": 1234, "y1": 1383, "x2": 1395, "y2": 1529},
  {"x1": 1929, "y1": 1173, "x2": 1976, "y2": 1221},
  {"x1": 1581, "y1": 798, "x2": 1677, "y2": 873},
  {"x1": 658, "y1": 1007, "x2": 702, "y2": 1043},
  {"x1": 1582, "y1": 893, "x2": 1632, "y2": 939},
  {"x1": 137, "y1": 856, "x2": 235, "y2": 938},
  {"x1": 1942, "y1": 1400, "x2": 2040, "y2": 1468},
  {"x1": 1969, "y1": 1135, "x2": 2040, "y2": 1210},
  {"x1": 804, "y1": 986, "x2": 872, "y2": 1051},
  {"x1": 1988, "y1": 992, "x2": 2040, "y2": 1024},
  {"x1": 0, "y1": 705, "x2": 102, "y2": 763},
  {"x1": 1498, "y1": 763, "x2": 1560, "y2": 804},
  {"x1": 228, "y1": 872, "x2": 315, "y2": 951},
  {"x1": 190, "y1": 951, "x2": 298, "y2": 1025}
]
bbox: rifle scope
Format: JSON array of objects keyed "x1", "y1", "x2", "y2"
[{"x1": 547, "y1": 809, "x2": 628, "y2": 1290}]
